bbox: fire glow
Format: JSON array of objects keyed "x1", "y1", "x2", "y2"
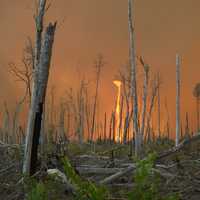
[{"x1": 113, "y1": 80, "x2": 122, "y2": 143}]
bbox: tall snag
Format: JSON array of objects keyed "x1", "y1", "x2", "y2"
[
  {"x1": 139, "y1": 57, "x2": 149, "y2": 144},
  {"x1": 128, "y1": 0, "x2": 140, "y2": 156},
  {"x1": 23, "y1": 0, "x2": 57, "y2": 175},
  {"x1": 176, "y1": 54, "x2": 181, "y2": 146}
]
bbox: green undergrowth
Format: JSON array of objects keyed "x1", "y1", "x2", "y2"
[
  {"x1": 25, "y1": 139, "x2": 182, "y2": 200},
  {"x1": 25, "y1": 174, "x2": 69, "y2": 200},
  {"x1": 128, "y1": 153, "x2": 180, "y2": 200},
  {"x1": 62, "y1": 156, "x2": 108, "y2": 200}
]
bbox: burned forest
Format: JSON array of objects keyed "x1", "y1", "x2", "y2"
[{"x1": 1, "y1": 0, "x2": 200, "y2": 200}]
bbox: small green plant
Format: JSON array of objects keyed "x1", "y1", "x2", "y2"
[
  {"x1": 27, "y1": 180, "x2": 47, "y2": 200},
  {"x1": 62, "y1": 156, "x2": 108, "y2": 200},
  {"x1": 128, "y1": 153, "x2": 179, "y2": 200}
]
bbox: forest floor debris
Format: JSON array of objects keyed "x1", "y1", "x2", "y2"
[{"x1": 0, "y1": 138, "x2": 200, "y2": 199}]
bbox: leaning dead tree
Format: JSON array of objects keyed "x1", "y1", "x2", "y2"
[
  {"x1": 145, "y1": 75, "x2": 160, "y2": 142},
  {"x1": 128, "y1": 0, "x2": 140, "y2": 156},
  {"x1": 23, "y1": 0, "x2": 57, "y2": 175},
  {"x1": 176, "y1": 54, "x2": 181, "y2": 147}
]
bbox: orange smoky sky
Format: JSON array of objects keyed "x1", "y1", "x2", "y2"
[{"x1": 0, "y1": 0, "x2": 200, "y2": 135}]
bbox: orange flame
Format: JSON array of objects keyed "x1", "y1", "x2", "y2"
[{"x1": 113, "y1": 80, "x2": 122, "y2": 143}]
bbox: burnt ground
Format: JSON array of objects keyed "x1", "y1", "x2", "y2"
[{"x1": 1, "y1": 140, "x2": 200, "y2": 200}]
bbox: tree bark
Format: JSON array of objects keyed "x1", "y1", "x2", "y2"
[{"x1": 23, "y1": 22, "x2": 57, "y2": 175}]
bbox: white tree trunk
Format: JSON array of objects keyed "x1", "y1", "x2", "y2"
[
  {"x1": 128, "y1": 0, "x2": 140, "y2": 156},
  {"x1": 176, "y1": 54, "x2": 181, "y2": 147}
]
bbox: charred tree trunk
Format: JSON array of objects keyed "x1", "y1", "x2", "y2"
[{"x1": 23, "y1": 22, "x2": 57, "y2": 175}]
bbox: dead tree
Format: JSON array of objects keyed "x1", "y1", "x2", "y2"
[
  {"x1": 112, "y1": 111, "x2": 116, "y2": 142},
  {"x1": 12, "y1": 102, "x2": 24, "y2": 143},
  {"x1": 23, "y1": 0, "x2": 57, "y2": 175},
  {"x1": 59, "y1": 100, "x2": 66, "y2": 141},
  {"x1": 193, "y1": 83, "x2": 200, "y2": 132},
  {"x1": 109, "y1": 111, "x2": 113, "y2": 143},
  {"x1": 185, "y1": 112, "x2": 190, "y2": 136},
  {"x1": 66, "y1": 88, "x2": 78, "y2": 140},
  {"x1": 2, "y1": 102, "x2": 10, "y2": 143},
  {"x1": 176, "y1": 54, "x2": 181, "y2": 146},
  {"x1": 128, "y1": 0, "x2": 140, "y2": 156},
  {"x1": 77, "y1": 80, "x2": 86, "y2": 143},
  {"x1": 118, "y1": 66, "x2": 131, "y2": 144},
  {"x1": 145, "y1": 76, "x2": 160, "y2": 142},
  {"x1": 119, "y1": 96, "x2": 124, "y2": 143},
  {"x1": 157, "y1": 72, "x2": 161, "y2": 138},
  {"x1": 84, "y1": 85, "x2": 91, "y2": 141},
  {"x1": 9, "y1": 39, "x2": 34, "y2": 105},
  {"x1": 103, "y1": 112, "x2": 107, "y2": 142},
  {"x1": 164, "y1": 98, "x2": 170, "y2": 139},
  {"x1": 9, "y1": 40, "x2": 34, "y2": 141},
  {"x1": 139, "y1": 57, "x2": 149, "y2": 144},
  {"x1": 49, "y1": 86, "x2": 56, "y2": 135},
  {"x1": 90, "y1": 55, "x2": 105, "y2": 141}
]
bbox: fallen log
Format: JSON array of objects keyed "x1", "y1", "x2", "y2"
[
  {"x1": 99, "y1": 164, "x2": 135, "y2": 185},
  {"x1": 158, "y1": 134, "x2": 200, "y2": 160},
  {"x1": 76, "y1": 167, "x2": 123, "y2": 175},
  {"x1": 77, "y1": 155, "x2": 110, "y2": 160}
]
